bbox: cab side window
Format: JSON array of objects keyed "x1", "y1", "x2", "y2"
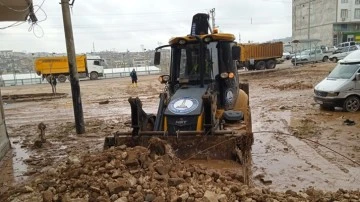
[{"x1": 94, "y1": 60, "x2": 100, "y2": 66}]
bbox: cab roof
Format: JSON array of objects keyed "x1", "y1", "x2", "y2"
[
  {"x1": 340, "y1": 50, "x2": 360, "y2": 63},
  {"x1": 169, "y1": 33, "x2": 235, "y2": 45}
]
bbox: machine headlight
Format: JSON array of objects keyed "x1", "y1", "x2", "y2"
[
  {"x1": 228, "y1": 72, "x2": 235, "y2": 79},
  {"x1": 327, "y1": 92, "x2": 339, "y2": 97},
  {"x1": 203, "y1": 36, "x2": 212, "y2": 43},
  {"x1": 220, "y1": 72, "x2": 234, "y2": 79},
  {"x1": 220, "y1": 72, "x2": 229, "y2": 78},
  {"x1": 158, "y1": 75, "x2": 170, "y2": 84},
  {"x1": 179, "y1": 39, "x2": 186, "y2": 45}
]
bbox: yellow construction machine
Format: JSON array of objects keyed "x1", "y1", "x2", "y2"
[{"x1": 104, "y1": 13, "x2": 253, "y2": 182}]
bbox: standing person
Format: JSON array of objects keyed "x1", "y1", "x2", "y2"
[
  {"x1": 50, "y1": 75, "x2": 57, "y2": 95},
  {"x1": 130, "y1": 69, "x2": 138, "y2": 87}
]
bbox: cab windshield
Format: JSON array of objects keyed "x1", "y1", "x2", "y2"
[
  {"x1": 328, "y1": 64, "x2": 360, "y2": 79},
  {"x1": 174, "y1": 43, "x2": 214, "y2": 81}
]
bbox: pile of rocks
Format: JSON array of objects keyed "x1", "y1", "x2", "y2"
[{"x1": 4, "y1": 138, "x2": 360, "y2": 202}]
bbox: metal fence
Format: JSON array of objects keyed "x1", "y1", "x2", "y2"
[{"x1": 0, "y1": 69, "x2": 161, "y2": 87}]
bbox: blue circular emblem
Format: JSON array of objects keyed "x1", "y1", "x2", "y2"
[
  {"x1": 225, "y1": 89, "x2": 234, "y2": 104},
  {"x1": 168, "y1": 97, "x2": 199, "y2": 115}
]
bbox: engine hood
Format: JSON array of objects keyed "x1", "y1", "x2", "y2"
[
  {"x1": 315, "y1": 78, "x2": 349, "y2": 92},
  {"x1": 164, "y1": 86, "x2": 207, "y2": 116}
]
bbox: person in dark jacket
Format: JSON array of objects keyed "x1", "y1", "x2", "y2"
[
  {"x1": 50, "y1": 75, "x2": 57, "y2": 94},
  {"x1": 130, "y1": 69, "x2": 138, "y2": 87}
]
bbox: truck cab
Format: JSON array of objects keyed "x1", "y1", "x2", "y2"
[
  {"x1": 86, "y1": 55, "x2": 105, "y2": 80},
  {"x1": 314, "y1": 50, "x2": 360, "y2": 112}
]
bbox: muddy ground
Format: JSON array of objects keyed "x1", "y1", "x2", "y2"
[{"x1": 0, "y1": 61, "x2": 359, "y2": 201}]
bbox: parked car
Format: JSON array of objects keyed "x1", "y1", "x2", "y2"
[
  {"x1": 283, "y1": 52, "x2": 291, "y2": 60},
  {"x1": 329, "y1": 45, "x2": 360, "y2": 62},
  {"x1": 291, "y1": 49, "x2": 330, "y2": 65},
  {"x1": 313, "y1": 50, "x2": 360, "y2": 112}
]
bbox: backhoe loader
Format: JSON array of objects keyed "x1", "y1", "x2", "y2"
[{"x1": 104, "y1": 13, "x2": 253, "y2": 183}]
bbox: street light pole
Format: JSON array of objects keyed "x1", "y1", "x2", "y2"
[{"x1": 60, "y1": 0, "x2": 85, "y2": 134}]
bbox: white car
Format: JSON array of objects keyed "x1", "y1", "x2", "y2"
[
  {"x1": 314, "y1": 50, "x2": 360, "y2": 112},
  {"x1": 283, "y1": 52, "x2": 291, "y2": 60},
  {"x1": 329, "y1": 45, "x2": 360, "y2": 62}
]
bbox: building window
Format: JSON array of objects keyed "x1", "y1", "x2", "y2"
[
  {"x1": 341, "y1": 0, "x2": 348, "y2": 3},
  {"x1": 341, "y1": 9, "x2": 348, "y2": 18},
  {"x1": 355, "y1": 9, "x2": 360, "y2": 19},
  {"x1": 356, "y1": 0, "x2": 360, "y2": 5}
]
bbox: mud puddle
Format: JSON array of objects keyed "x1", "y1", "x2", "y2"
[
  {"x1": 251, "y1": 109, "x2": 360, "y2": 191},
  {"x1": 0, "y1": 137, "x2": 30, "y2": 191}
]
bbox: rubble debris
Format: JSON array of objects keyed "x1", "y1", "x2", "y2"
[
  {"x1": 99, "y1": 100, "x2": 110, "y2": 105},
  {"x1": 2, "y1": 140, "x2": 360, "y2": 202}
]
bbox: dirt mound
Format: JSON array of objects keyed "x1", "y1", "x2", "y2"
[
  {"x1": 2, "y1": 93, "x2": 68, "y2": 103},
  {"x1": 3, "y1": 139, "x2": 360, "y2": 202},
  {"x1": 269, "y1": 81, "x2": 313, "y2": 91}
]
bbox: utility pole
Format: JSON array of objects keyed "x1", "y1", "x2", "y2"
[
  {"x1": 308, "y1": 0, "x2": 311, "y2": 52},
  {"x1": 60, "y1": 0, "x2": 85, "y2": 134},
  {"x1": 308, "y1": 0, "x2": 311, "y2": 40},
  {"x1": 210, "y1": 8, "x2": 215, "y2": 30}
]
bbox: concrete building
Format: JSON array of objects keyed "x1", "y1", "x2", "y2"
[{"x1": 292, "y1": 0, "x2": 360, "y2": 47}]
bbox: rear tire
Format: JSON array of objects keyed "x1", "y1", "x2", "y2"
[
  {"x1": 333, "y1": 57, "x2": 338, "y2": 63},
  {"x1": 58, "y1": 74, "x2": 67, "y2": 83},
  {"x1": 343, "y1": 96, "x2": 360, "y2": 112},
  {"x1": 322, "y1": 56, "x2": 328, "y2": 62},
  {"x1": 255, "y1": 61, "x2": 266, "y2": 70},
  {"x1": 90, "y1": 72, "x2": 99, "y2": 80},
  {"x1": 266, "y1": 60, "x2": 276, "y2": 69}
]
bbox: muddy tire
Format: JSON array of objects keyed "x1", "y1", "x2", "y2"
[
  {"x1": 58, "y1": 74, "x2": 67, "y2": 83},
  {"x1": 266, "y1": 60, "x2": 276, "y2": 69},
  {"x1": 343, "y1": 95, "x2": 360, "y2": 112},
  {"x1": 320, "y1": 104, "x2": 334, "y2": 111},
  {"x1": 255, "y1": 61, "x2": 266, "y2": 70},
  {"x1": 322, "y1": 56, "x2": 328, "y2": 62},
  {"x1": 90, "y1": 72, "x2": 99, "y2": 80},
  {"x1": 332, "y1": 57, "x2": 338, "y2": 63}
]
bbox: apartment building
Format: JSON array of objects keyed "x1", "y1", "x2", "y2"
[{"x1": 292, "y1": 0, "x2": 360, "y2": 46}]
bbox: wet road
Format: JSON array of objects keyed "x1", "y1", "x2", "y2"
[{"x1": 1, "y1": 63, "x2": 360, "y2": 193}]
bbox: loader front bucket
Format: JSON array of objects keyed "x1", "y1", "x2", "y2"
[
  {"x1": 104, "y1": 130, "x2": 253, "y2": 161},
  {"x1": 104, "y1": 130, "x2": 253, "y2": 184}
]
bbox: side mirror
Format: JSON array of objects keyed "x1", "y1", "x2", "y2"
[
  {"x1": 158, "y1": 75, "x2": 170, "y2": 84},
  {"x1": 154, "y1": 52, "x2": 161, "y2": 65},
  {"x1": 232, "y1": 46, "x2": 240, "y2": 60}
]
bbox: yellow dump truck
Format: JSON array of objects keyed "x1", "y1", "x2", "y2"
[
  {"x1": 237, "y1": 42, "x2": 283, "y2": 70},
  {"x1": 35, "y1": 54, "x2": 105, "y2": 83}
]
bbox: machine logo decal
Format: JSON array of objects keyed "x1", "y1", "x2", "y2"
[
  {"x1": 169, "y1": 97, "x2": 199, "y2": 114},
  {"x1": 225, "y1": 89, "x2": 234, "y2": 104}
]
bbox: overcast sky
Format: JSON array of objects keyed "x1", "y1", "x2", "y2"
[{"x1": 0, "y1": 0, "x2": 292, "y2": 53}]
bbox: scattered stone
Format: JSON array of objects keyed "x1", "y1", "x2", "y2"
[
  {"x1": 115, "y1": 197, "x2": 128, "y2": 202},
  {"x1": 168, "y1": 178, "x2": 185, "y2": 186},
  {"x1": 119, "y1": 145, "x2": 127, "y2": 150},
  {"x1": 145, "y1": 193, "x2": 156, "y2": 201},
  {"x1": 203, "y1": 190, "x2": 218, "y2": 202},
  {"x1": 42, "y1": 190, "x2": 54, "y2": 202}
]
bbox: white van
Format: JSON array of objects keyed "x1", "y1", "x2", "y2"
[
  {"x1": 313, "y1": 50, "x2": 360, "y2": 112},
  {"x1": 336, "y1": 41, "x2": 356, "y2": 49}
]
